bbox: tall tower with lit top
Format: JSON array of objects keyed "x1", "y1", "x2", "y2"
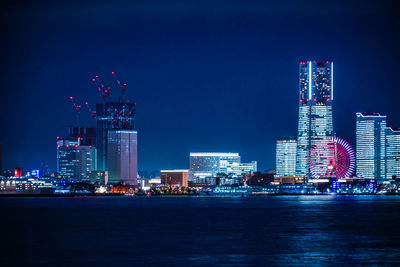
[{"x1": 296, "y1": 61, "x2": 334, "y2": 179}]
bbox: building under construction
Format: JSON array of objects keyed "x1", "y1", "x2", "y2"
[
  {"x1": 96, "y1": 102, "x2": 136, "y2": 170},
  {"x1": 93, "y1": 71, "x2": 137, "y2": 185},
  {"x1": 58, "y1": 71, "x2": 138, "y2": 185}
]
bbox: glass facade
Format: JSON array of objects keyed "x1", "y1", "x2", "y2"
[
  {"x1": 296, "y1": 61, "x2": 333, "y2": 179},
  {"x1": 356, "y1": 113, "x2": 386, "y2": 182},
  {"x1": 57, "y1": 137, "x2": 97, "y2": 179},
  {"x1": 223, "y1": 161, "x2": 257, "y2": 178},
  {"x1": 385, "y1": 127, "x2": 400, "y2": 181},
  {"x1": 189, "y1": 153, "x2": 257, "y2": 182},
  {"x1": 276, "y1": 137, "x2": 297, "y2": 177},
  {"x1": 107, "y1": 130, "x2": 138, "y2": 185},
  {"x1": 96, "y1": 102, "x2": 136, "y2": 171}
]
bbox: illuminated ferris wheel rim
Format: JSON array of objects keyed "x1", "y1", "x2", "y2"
[{"x1": 308, "y1": 136, "x2": 356, "y2": 179}]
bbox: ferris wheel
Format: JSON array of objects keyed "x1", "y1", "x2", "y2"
[{"x1": 308, "y1": 136, "x2": 356, "y2": 179}]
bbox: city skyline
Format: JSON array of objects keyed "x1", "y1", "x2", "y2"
[
  {"x1": 2, "y1": 2, "x2": 400, "y2": 266},
  {"x1": 1, "y1": 58, "x2": 399, "y2": 175},
  {"x1": 1, "y1": 61, "x2": 399, "y2": 174},
  {"x1": 23, "y1": 58, "x2": 400, "y2": 183},
  {"x1": 2, "y1": 1, "x2": 400, "y2": 173}
]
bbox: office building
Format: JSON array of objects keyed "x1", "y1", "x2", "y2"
[
  {"x1": 57, "y1": 137, "x2": 79, "y2": 178},
  {"x1": 57, "y1": 137, "x2": 97, "y2": 179},
  {"x1": 296, "y1": 61, "x2": 334, "y2": 179},
  {"x1": 190, "y1": 153, "x2": 240, "y2": 181},
  {"x1": 276, "y1": 137, "x2": 297, "y2": 177},
  {"x1": 230, "y1": 161, "x2": 257, "y2": 177},
  {"x1": 189, "y1": 152, "x2": 257, "y2": 182},
  {"x1": 107, "y1": 130, "x2": 138, "y2": 185},
  {"x1": 385, "y1": 127, "x2": 400, "y2": 181},
  {"x1": 160, "y1": 170, "x2": 189, "y2": 187},
  {"x1": 356, "y1": 113, "x2": 386, "y2": 182},
  {"x1": 96, "y1": 102, "x2": 136, "y2": 171}
]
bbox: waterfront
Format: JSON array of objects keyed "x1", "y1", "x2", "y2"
[{"x1": 1, "y1": 195, "x2": 400, "y2": 266}]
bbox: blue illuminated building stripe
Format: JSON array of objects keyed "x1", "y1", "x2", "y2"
[
  {"x1": 331, "y1": 62, "x2": 334, "y2": 100},
  {"x1": 308, "y1": 61, "x2": 312, "y2": 99}
]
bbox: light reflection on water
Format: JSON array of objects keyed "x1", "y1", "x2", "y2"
[{"x1": 1, "y1": 195, "x2": 400, "y2": 265}]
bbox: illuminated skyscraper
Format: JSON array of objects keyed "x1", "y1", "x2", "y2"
[
  {"x1": 107, "y1": 130, "x2": 138, "y2": 185},
  {"x1": 296, "y1": 61, "x2": 334, "y2": 179},
  {"x1": 356, "y1": 113, "x2": 386, "y2": 182},
  {"x1": 276, "y1": 137, "x2": 297, "y2": 177},
  {"x1": 96, "y1": 102, "x2": 136, "y2": 171},
  {"x1": 56, "y1": 137, "x2": 97, "y2": 179},
  {"x1": 385, "y1": 127, "x2": 400, "y2": 181}
]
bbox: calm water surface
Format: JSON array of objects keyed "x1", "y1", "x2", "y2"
[{"x1": 1, "y1": 195, "x2": 400, "y2": 266}]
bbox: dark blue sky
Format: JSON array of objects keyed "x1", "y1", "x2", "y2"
[{"x1": 1, "y1": 0, "x2": 400, "y2": 172}]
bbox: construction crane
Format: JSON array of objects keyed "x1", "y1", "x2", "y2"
[
  {"x1": 127, "y1": 102, "x2": 136, "y2": 117},
  {"x1": 91, "y1": 71, "x2": 128, "y2": 103},
  {"x1": 118, "y1": 100, "x2": 136, "y2": 127},
  {"x1": 69, "y1": 96, "x2": 82, "y2": 126},
  {"x1": 90, "y1": 71, "x2": 136, "y2": 129},
  {"x1": 111, "y1": 71, "x2": 128, "y2": 103},
  {"x1": 84, "y1": 101, "x2": 96, "y2": 120},
  {"x1": 91, "y1": 75, "x2": 111, "y2": 100}
]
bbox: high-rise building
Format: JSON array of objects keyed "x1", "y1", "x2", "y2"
[
  {"x1": 57, "y1": 137, "x2": 97, "y2": 179},
  {"x1": 160, "y1": 170, "x2": 189, "y2": 187},
  {"x1": 385, "y1": 127, "x2": 400, "y2": 181},
  {"x1": 189, "y1": 152, "x2": 257, "y2": 182},
  {"x1": 96, "y1": 102, "x2": 136, "y2": 171},
  {"x1": 356, "y1": 113, "x2": 386, "y2": 182},
  {"x1": 69, "y1": 127, "x2": 96, "y2": 146},
  {"x1": 296, "y1": 61, "x2": 334, "y2": 179},
  {"x1": 107, "y1": 130, "x2": 138, "y2": 185},
  {"x1": 276, "y1": 137, "x2": 297, "y2": 177}
]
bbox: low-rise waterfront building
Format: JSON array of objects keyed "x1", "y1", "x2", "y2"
[
  {"x1": 189, "y1": 152, "x2": 257, "y2": 182},
  {"x1": 160, "y1": 170, "x2": 188, "y2": 187}
]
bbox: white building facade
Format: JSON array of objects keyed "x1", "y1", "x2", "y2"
[
  {"x1": 189, "y1": 152, "x2": 257, "y2": 182},
  {"x1": 276, "y1": 138, "x2": 297, "y2": 177},
  {"x1": 356, "y1": 113, "x2": 386, "y2": 182}
]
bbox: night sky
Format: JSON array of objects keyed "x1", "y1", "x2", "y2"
[{"x1": 1, "y1": 0, "x2": 400, "y2": 173}]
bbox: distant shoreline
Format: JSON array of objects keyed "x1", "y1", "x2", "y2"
[{"x1": 0, "y1": 193, "x2": 399, "y2": 197}]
